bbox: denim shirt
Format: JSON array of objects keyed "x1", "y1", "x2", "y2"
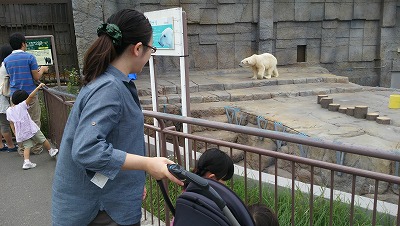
[{"x1": 52, "y1": 66, "x2": 145, "y2": 225}]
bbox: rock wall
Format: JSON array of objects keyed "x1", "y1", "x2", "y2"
[{"x1": 71, "y1": 0, "x2": 400, "y2": 87}]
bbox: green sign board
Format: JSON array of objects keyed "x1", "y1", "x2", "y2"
[{"x1": 26, "y1": 37, "x2": 53, "y2": 65}]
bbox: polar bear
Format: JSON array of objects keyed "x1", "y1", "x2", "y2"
[
  {"x1": 239, "y1": 53, "x2": 279, "y2": 79},
  {"x1": 158, "y1": 27, "x2": 174, "y2": 48}
]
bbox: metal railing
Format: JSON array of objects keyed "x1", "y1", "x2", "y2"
[{"x1": 43, "y1": 89, "x2": 400, "y2": 226}]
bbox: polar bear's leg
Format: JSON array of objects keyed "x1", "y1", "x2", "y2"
[
  {"x1": 264, "y1": 67, "x2": 273, "y2": 79},
  {"x1": 257, "y1": 65, "x2": 265, "y2": 80},
  {"x1": 251, "y1": 68, "x2": 258, "y2": 79},
  {"x1": 272, "y1": 66, "x2": 279, "y2": 77}
]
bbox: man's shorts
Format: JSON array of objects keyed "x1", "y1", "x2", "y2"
[{"x1": 23, "y1": 130, "x2": 46, "y2": 149}]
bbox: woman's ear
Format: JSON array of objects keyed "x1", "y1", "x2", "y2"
[{"x1": 131, "y1": 42, "x2": 142, "y2": 56}]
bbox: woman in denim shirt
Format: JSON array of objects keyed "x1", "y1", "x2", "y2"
[{"x1": 52, "y1": 9, "x2": 183, "y2": 226}]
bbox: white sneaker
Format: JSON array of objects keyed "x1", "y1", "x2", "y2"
[
  {"x1": 49, "y1": 148, "x2": 59, "y2": 157},
  {"x1": 22, "y1": 161, "x2": 37, "y2": 170}
]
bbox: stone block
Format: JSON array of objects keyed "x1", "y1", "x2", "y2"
[
  {"x1": 276, "y1": 23, "x2": 307, "y2": 40},
  {"x1": 278, "y1": 79, "x2": 294, "y2": 85},
  {"x1": 235, "y1": 23, "x2": 254, "y2": 33},
  {"x1": 310, "y1": 3, "x2": 324, "y2": 21},
  {"x1": 275, "y1": 48, "x2": 297, "y2": 65},
  {"x1": 321, "y1": 36, "x2": 336, "y2": 47},
  {"x1": 180, "y1": 0, "x2": 205, "y2": 3},
  {"x1": 306, "y1": 39, "x2": 321, "y2": 63},
  {"x1": 294, "y1": 78, "x2": 308, "y2": 84},
  {"x1": 234, "y1": 33, "x2": 255, "y2": 42},
  {"x1": 382, "y1": 1, "x2": 396, "y2": 27},
  {"x1": 218, "y1": 4, "x2": 236, "y2": 24},
  {"x1": 274, "y1": 2, "x2": 295, "y2": 21},
  {"x1": 199, "y1": 34, "x2": 218, "y2": 45},
  {"x1": 217, "y1": 24, "x2": 236, "y2": 34},
  {"x1": 350, "y1": 28, "x2": 364, "y2": 38},
  {"x1": 253, "y1": 92, "x2": 272, "y2": 100},
  {"x1": 193, "y1": 44, "x2": 218, "y2": 70},
  {"x1": 276, "y1": 39, "x2": 304, "y2": 49},
  {"x1": 295, "y1": 2, "x2": 311, "y2": 21},
  {"x1": 258, "y1": 19, "x2": 274, "y2": 40},
  {"x1": 307, "y1": 22, "x2": 322, "y2": 39},
  {"x1": 322, "y1": 20, "x2": 338, "y2": 29},
  {"x1": 349, "y1": 45, "x2": 363, "y2": 61},
  {"x1": 324, "y1": 3, "x2": 338, "y2": 20},
  {"x1": 363, "y1": 22, "x2": 379, "y2": 46},
  {"x1": 354, "y1": 2, "x2": 381, "y2": 20},
  {"x1": 236, "y1": 3, "x2": 254, "y2": 23},
  {"x1": 393, "y1": 59, "x2": 400, "y2": 71},
  {"x1": 218, "y1": 0, "x2": 235, "y2": 3},
  {"x1": 336, "y1": 22, "x2": 351, "y2": 38},
  {"x1": 217, "y1": 43, "x2": 236, "y2": 69},
  {"x1": 258, "y1": 40, "x2": 274, "y2": 54},
  {"x1": 235, "y1": 42, "x2": 254, "y2": 65},
  {"x1": 350, "y1": 20, "x2": 365, "y2": 29},
  {"x1": 160, "y1": 0, "x2": 180, "y2": 5},
  {"x1": 320, "y1": 46, "x2": 336, "y2": 63},
  {"x1": 182, "y1": 4, "x2": 201, "y2": 23},
  {"x1": 362, "y1": 45, "x2": 377, "y2": 61},
  {"x1": 200, "y1": 8, "x2": 217, "y2": 24},
  {"x1": 338, "y1": 3, "x2": 353, "y2": 20}
]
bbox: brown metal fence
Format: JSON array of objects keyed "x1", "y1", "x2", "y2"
[
  {"x1": 42, "y1": 90, "x2": 400, "y2": 226},
  {"x1": 42, "y1": 88, "x2": 73, "y2": 148},
  {"x1": 0, "y1": 0, "x2": 79, "y2": 85}
]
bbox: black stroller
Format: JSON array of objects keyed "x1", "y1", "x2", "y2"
[{"x1": 157, "y1": 164, "x2": 255, "y2": 226}]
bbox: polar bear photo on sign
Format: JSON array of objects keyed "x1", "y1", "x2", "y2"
[
  {"x1": 158, "y1": 27, "x2": 174, "y2": 48},
  {"x1": 239, "y1": 53, "x2": 279, "y2": 80}
]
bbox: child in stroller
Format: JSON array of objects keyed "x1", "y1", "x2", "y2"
[{"x1": 158, "y1": 149, "x2": 279, "y2": 226}]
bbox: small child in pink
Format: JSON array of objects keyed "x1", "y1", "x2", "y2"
[{"x1": 6, "y1": 83, "x2": 58, "y2": 169}]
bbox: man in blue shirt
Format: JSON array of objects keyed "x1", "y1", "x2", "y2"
[{"x1": 3, "y1": 33, "x2": 48, "y2": 156}]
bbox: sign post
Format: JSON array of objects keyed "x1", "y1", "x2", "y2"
[
  {"x1": 25, "y1": 35, "x2": 60, "y2": 88},
  {"x1": 145, "y1": 8, "x2": 191, "y2": 170}
]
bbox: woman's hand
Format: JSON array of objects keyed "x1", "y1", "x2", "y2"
[
  {"x1": 144, "y1": 157, "x2": 184, "y2": 186},
  {"x1": 123, "y1": 155, "x2": 184, "y2": 186}
]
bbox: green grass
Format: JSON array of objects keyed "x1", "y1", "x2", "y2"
[{"x1": 143, "y1": 176, "x2": 396, "y2": 226}]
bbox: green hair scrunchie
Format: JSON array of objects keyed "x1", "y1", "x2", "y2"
[{"x1": 97, "y1": 23, "x2": 122, "y2": 46}]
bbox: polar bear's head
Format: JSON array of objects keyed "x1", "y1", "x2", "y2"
[
  {"x1": 158, "y1": 27, "x2": 174, "y2": 48},
  {"x1": 239, "y1": 54, "x2": 256, "y2": 67}
]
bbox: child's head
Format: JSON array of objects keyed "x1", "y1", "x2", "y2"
[
  {"x1": 11, "y1": 90, "x2": 29, "y2": 105},
  {"x1": 248, "y1": 203, "x2": 279, "y2": 226},
  {"x1": 0, "y1": 44, "x2": 13, "y2": 62},
  {"x1": 194, "y1": 148, "x2": 234, "y2": 182}
]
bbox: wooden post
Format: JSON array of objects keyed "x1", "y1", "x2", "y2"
[
  {"x1": 346, "y1": 107, "x2": 355, "y2": 116},
  {"x1": 320, "y1": 97, "x2": 333, "y2": 109},
  {"x1": 376, "y1": 117, "x2": 391, "y2": 125},
  {"x1": 338, "y1": 107, "x2": 347, "y2": 114},
  {"x1": 317, "y1": 94, "x2": 329, "y2": 104},
  {"x1": 366, "y1": 113, "x2": 379, "y2": 121},
  {"x1": 328, "y1": 103, "x2": 340, "y2": 111},
  {"x1": 354, "y1": 106, "x2": 368, "y2": 119}
]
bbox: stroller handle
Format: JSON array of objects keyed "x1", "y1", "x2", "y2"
[
  {"x1": 167, "y1": 164, "x2": 227, "y2": 210},
  {"x1": 167, "y1": 164, "x2": 209, "y2": 189}
]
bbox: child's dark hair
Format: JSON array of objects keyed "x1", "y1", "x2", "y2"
[
  {"x1": 194, "y1": 148, "x2": 234, "y2": 181},
  {"x1": 0, "y1": 44, "x2": 13, "y2": 62},
  {"x1": 248, "y1": 203, "x2": 279, "y2": 226},
  {"x1": 9, "y1": 33, "x2": 26, "y2": 50},
  {"x1": 11, "y1": 90, "x2": 29, "y2": 105}
]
